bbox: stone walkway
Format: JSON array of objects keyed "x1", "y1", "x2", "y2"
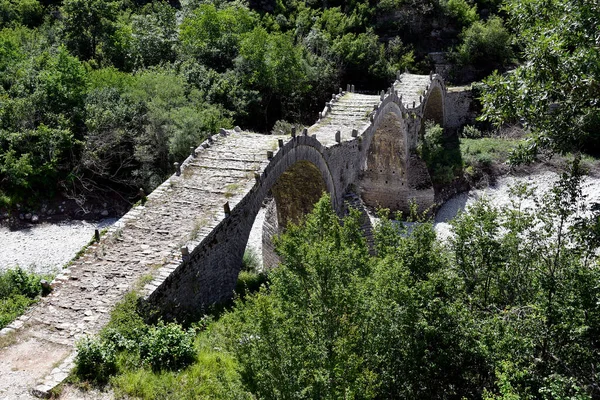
[{"x1": 0, "y1": 73, "x2": 434, "y2": 398}]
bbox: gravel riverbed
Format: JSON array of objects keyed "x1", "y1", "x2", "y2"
[
  {"x1": 434, "y1": 171, "x2": 600, "y2": 240},
  {"x1": 2, "y1": 171, "x2": 599, "y2": 276},
  {"x1": 0, "y1": 219, "x2": 116, "y2": 275}
]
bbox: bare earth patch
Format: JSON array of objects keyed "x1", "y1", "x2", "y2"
[{"x1": 0, "y1": 333, "x2": 69, "y2": 399}]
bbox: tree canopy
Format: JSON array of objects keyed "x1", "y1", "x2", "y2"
[{"x1": 480, "y1": 0, "x2": 600, "y2": 162}]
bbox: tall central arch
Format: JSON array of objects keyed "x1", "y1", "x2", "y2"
[
  {"x1": 262, "y1": 159, "x2": 329, "y2": 269},
  {"x1": 359, "y1": 101, "x2": 435, "y2": 215},
  {"x1": 360, "y1": 104, "x2": 410, "y2": 213}
]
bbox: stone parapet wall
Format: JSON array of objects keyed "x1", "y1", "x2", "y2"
[{"x1": 445, "y1": 87, "x2": 477, "y2": 133}]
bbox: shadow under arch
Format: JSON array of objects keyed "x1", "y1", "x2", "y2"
[
  {"x1": 421, "y1": 84, "x2": 445, "y2": 132},
  {"x1": 261, "y1": 159, "x2": 329, "y2": 269}
]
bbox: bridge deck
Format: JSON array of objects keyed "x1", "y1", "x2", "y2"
[{"x1": 0, "y1": 73, "x2": 438, "y2": 398}]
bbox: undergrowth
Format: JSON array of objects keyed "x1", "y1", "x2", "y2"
[
  {"x1": 461, "y1": 136, "x2": 518, "y2": 169},
  {"x1": 0, "y1": 267, "x2": 51, "y2": 329},
  {"x1": 74, "y1": 249, "x2": 267, "y2": 398}
]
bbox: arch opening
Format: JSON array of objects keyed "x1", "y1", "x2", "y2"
[
  {"x1": 271, "y1": 160, "x2": 328, "y2": 228},
  {"x1": 421, "y1": 85, "x2": 445, "y2": 132},
  {"x1": 255, "y1": 159, "x2": 329, "y2": 270}
]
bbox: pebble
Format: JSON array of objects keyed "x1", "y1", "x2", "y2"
[{"x1": 0, "y1": 219, "x2": 117, "y2": 274}]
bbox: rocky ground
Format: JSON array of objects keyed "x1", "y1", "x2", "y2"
[
  {"x1": 0, "y1": 219, "x2": 117, "y2": 275},
  {"x1": 435, "y1": 170, "x2": 600, "y2": 239}
]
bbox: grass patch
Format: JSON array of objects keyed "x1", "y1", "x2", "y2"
[
  {"x1": 0, "y1": 329, "x2": 18, "y2": 349},
  {"x1": 111, "y1": 331, "x2": 251, "y2": 400},
  {"x1": 72, "y1": 290, "x2": 251, "y2": 398},
  {"x1": 224, "y1": 183, "x2": 241, "y2": 199},
  {"x1": 460, "y1": 137, "x2": 518, "y2": 168},
  {"x1": 0, "y1": 267, "x2": 52, "y2": 329}
]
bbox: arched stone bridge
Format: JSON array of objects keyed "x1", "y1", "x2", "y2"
[
  {"x1": 0, "y1": 73, "x2": 447, "y2": 397},
  {"x1": 146, "y1": 72, "x2": 446, "y2": 318}
]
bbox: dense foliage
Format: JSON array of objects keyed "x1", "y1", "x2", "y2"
[
  {"x1": 89, "y1": 162, "x2": 600, "y2": 398},
  {"x1": 0, "y1": 0, "x2": 513, "y2": 208},
  {"x1": 220, "y1": 176, "x2": 600, "y2": 399},
  {"x1": 0, "y1": 267, "x2": 49, "y2": 328},
  {"x1": 480, "y1": 0, "x2": 600, "y2": 162}
]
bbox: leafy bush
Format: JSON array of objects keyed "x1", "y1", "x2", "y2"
[
  {"x1": 241, "y1": 248, "x2": 260, "y2": 272},
  {"x1": 270, "y1": 120, "x2": 303, "y2": 136},
  {"x1": 101, "y1": 291, "x2": 147, "y2": 343},
  {"x1": 419, "y1": 122, "x2": 462, "y2": 184},
  {"x1": 2, "y1": 267, "x2": 43, "y2": 298},
  {"x1": 235, "y1": 270, "x2": 267, "y2": 300},
  {"x1": 0, "y1": 294, "x2": 31, "y2": 328},
  {"x1": 0, "y1": 0, "x2": 43, "y2": 28},
  {"x1": 443, "y1": 0, "x2": 478, "y2": 28},
  {"x1": 462, "y1": 124, "x2": 484, "y2": 139},
  {"x1": 75, "y1": 336, "x2": 117, "y2": 384},
  {"x1": 0, "y1": 267, "x2": 47, "y2": 329},
  {"x1": 139, "y1": 322, "x2": 196, "y2": 371},
  {"x1": 457, "y1": 16, "x2": 513, "y2": 71}
]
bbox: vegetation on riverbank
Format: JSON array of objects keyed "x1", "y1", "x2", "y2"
[
  {"x1": 74, "y1": 162, "x2": 600, "y2": 397},
  {"x1": 0, "y1": 267, "x2": 51, "y2": 329}
]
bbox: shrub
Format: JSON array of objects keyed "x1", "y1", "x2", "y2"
[
  {"x1": 3, "y1": 267, "x2": 42, "y2": 298},
  {"x1": 75, "y1": 336, "x2": 117, "y2": 383},
  {"x1": 101, "y1": 291, "x2": 147, "y2": 343},
  {"x1": 0, "y1": 294, "x2": 31, "y2": 328},
  {"x1": 236, "y1": 270, "x2": 267, "y2": 299},
  {"x1": 457, "y1": 16, "x2": 513, "y2": 71},
  {"x1": 270, "y1": 120, "x2": 303, "y2": 136},
  {"x1": 419, "y1": 121, "x2": 462, "y2": 184},
  {"x1": 444, "y1": 0, "x2": 478, "y2": 28},
  {"x1": 462, "y1": 125, "x2": 484, "y2": 139},
  {"x1": 140, "y1": 322, "x2": 196, "y2": 371},
  {"x1": 241, "y1": 248, "x2": 260, "y2": 272},
  {"x1": 0, "y1": 267, "x2": 48, "y2": 329}
]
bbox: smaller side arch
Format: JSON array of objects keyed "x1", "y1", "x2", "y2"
[{"x1": 421, "y1": 81, "x2": 446, "y2": 131}]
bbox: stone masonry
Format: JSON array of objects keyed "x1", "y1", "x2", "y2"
[{"x1": 0, "y1": 72, "x2": 447, "y2": 398}]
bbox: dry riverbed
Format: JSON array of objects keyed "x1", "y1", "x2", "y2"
[{"x1": 2, "y1": 171, "x2": 600, "y2": 276}]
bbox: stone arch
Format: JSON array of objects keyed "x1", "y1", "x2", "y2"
[
  {"x1": 421, "y1": 83, "x2": 445, "y2": 132},
  {"x1": 359, "y1": 102, "x2": 411, "y2": 213},
  {"x1": 255, "y1": 140, "x2": 337, "y2": 269},
  {"x1": 270, "y1": 160, "x2": 328, "y2": 227},
  {"x1": 146, "y1": 138, "x2": 337, "y2": 320},
  {"x1": 261, "y1": 158, "x2": 330, "y2": 269}
]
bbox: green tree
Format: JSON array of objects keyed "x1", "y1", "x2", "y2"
[
  {"x1": 236, "y1": 27, "x2": 309, "y2": 127},
  {"x1": 0, "y1": 0, "x2": 42, "y2": 28},
  {"x1": 129, "y1": 1, "x2": 177, "y2": 68},
  {"x1": 179, "y1": 3, "x2": 256, "y2": 71},
  {"x1": 60, "y1": 0, "x2": 121, "y2": 61},
  {"x1": 479, "y1": 0, "x2": 600, "y2": 161},
  {"x1": 0, "y1": 124, "x2": 74, "y2": 196},
  {"x1": 225, "y1": 195, "x2": 376, "y2": 398},
  {"x1": 456, "y1": 16, "x2": 513, "y2": 74}
]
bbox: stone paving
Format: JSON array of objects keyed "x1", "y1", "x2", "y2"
[{"x1": 0, "y1": 73, "x2": 439, "y2": 399}]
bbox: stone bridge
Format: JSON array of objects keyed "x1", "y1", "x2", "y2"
[
  {"x1": 0, "y1": 72, "x2": 448, "y2": 398},
  {"x1": 146, "y1": 72, "x2": 446, "y2": 318}
]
